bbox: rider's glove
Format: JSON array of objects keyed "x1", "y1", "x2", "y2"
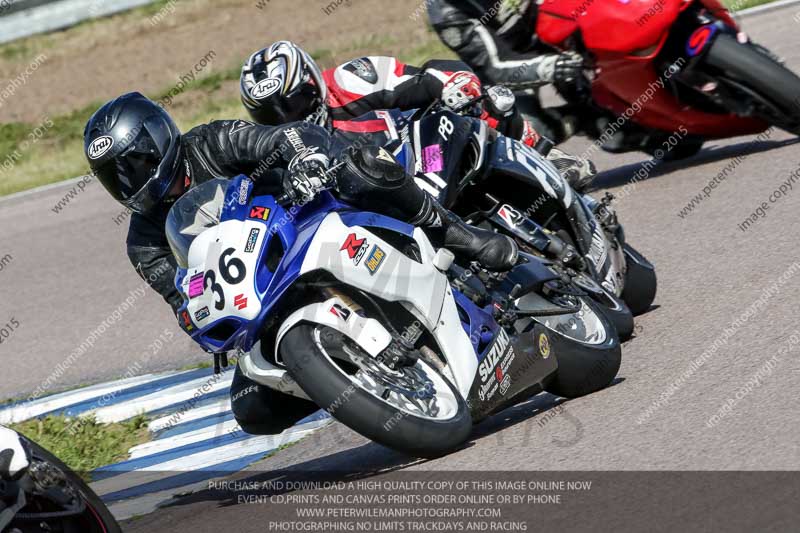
[
  {"x1": 549, "y1": 52, "x2": 592, "y2": 100},
  {"x1": 283, "y1": 159, "x2": 334, "y2": 202},
  {"x1": 482, "y1": 86, "x2": 542, "y2": 148},
  {"x1": 520, "y1": 120, "x2": 542, "y2": 148},
  {"x1": 441, "y1": 71, "x2": 483, "y2": 113},
  {"x1": 484, "y1": 85, "x2": 516, "y2": 119}
]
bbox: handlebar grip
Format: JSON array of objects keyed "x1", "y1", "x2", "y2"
[
  {"x1": 535, "y1": 137, "x2": 555, "y2": 156},
  {"x1": 275, "y1": 192, "x2": 294, "y2": 207}
]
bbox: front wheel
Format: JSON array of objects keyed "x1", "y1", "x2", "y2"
[
  {"x1": 705, "y1": 34, "x2": 800, "y2": 134},
  {"x1": 516, "y1": 286, "x2": 622, "y2": 399},
  {"x1": 280, "y1": 324, "x2": 472, "y2": 457},
  {"x1": 571, "y1": 271, "x2": 635, "y2": 341},
  {"x1": 621, "y1": 243, "x2": 657, "y2": 316}
]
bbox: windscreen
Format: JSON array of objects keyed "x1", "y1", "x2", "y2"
[{"x1": 165, "y1": 178, "x2": 229, "y2": 268}]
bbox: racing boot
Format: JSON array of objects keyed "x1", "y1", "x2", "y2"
[
  {"x1": 410, "y1": 194, "x2": 518, "y2": 271},
  {"x1": 547, "y1": 147, "x2": 597, "y2": 192}
]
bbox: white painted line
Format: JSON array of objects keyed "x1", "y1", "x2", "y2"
[
  {"x1": 0, "y1": 371, "x2": 192, "y2": 425},
  {"x1": 128, "y1": 419, "x2": 243, "y2": 459},
  {"x1": 148, "y1": 398, "x2": 232, "y2": 433},
  {"x1": 91, "y1": 424, "x2": 324, "y2": 496},
  {"x1": 89, "y1": 373, "x2": 233, "y2": 423}
]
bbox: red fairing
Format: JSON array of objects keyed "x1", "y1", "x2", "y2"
[
  {"x1": 537, "y1": 0, "x2": 684, "y2": 53},
  {"x1": 535, "y1": 0, "x2": 764, "y2": 137}
]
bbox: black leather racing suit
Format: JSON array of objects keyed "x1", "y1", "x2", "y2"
[
  {"x1": 427, "y1": 0, "x2": 579, "y2": 142},
  {"x1": 126, "y1": 118, "x2": 438, "y2": 435}
]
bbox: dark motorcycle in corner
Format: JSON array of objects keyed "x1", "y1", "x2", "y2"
[
  {"x1": 361, "y1": 106, "x2": 657, "y2": 339},
  {"x1": 0, "y1": 426, "x2": 120, "y2": 533}
]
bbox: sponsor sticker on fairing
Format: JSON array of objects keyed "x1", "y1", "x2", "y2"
[
  {"x1": 341, "y1": 233, "x2": 369, "y2": 265},
  {"x1": 249, "y1": 206, "x2": 271, "y2": 221},
  {"x1": 329, "y1": 303, "x2": 352, "y2": 322},
  {"x1": 244, "y1": 228, "x2": 260, "y2": 253},
  {"x1": 499, "y1": 374, "x2": 512, "y2": 396},
  {"x1": 477, "y1": 328, "x2": 516, "y2": 402},
  {"x1": 497, "y1": 204, "x2": 523, "y2": 227},
  {"x1": 195, "y1": 306, "x2": 210, "y2": 322},
  {"x1": 687, "y1": 25, "x2": 718, "y2": 57},
  {"x1": 422, "y1": 144, "x2": 444, "y2": 174},
  {"x1": 539, "y1": 333, "x2": 551, "y2": 359},
  {"x1": 478, "y1": 329, "x2": 511, "y2": 383},
  {"x1": 237, "y1": 178, "x2": 251, "y2": 205},
  {"x1": 180, "y1": 310, "x2": 194, "y2": 332},
  {"x1": 188, "y1": 273, "x2": 204, "y2": 299},
  {"x1": 364, "y1": 245, "x2": 386, "y2": 275}
]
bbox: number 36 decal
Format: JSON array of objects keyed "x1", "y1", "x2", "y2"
[{"x1": 204, "y1": 248, "x2": 247, "y2": 311}]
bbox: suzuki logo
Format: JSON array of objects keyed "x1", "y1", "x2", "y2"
[{"x1": 478, "y1": 329, "x2": 511, "y2": 382}]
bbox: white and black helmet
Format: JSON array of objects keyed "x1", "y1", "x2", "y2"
[{"x1": 240, "y1": 41, "x2": 328, "y2": 126}]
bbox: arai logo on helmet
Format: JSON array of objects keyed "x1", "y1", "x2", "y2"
[
  {"x1": 251, "y1": 78, "x2": 282, "y2": 100},
  {"x1": 87, "y1": 135, "x2": 114, "y2": 160}
]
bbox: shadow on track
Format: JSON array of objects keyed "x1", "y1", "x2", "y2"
[
  {"x1": 155, "y1": 380, "x2": 624, "y2": 512},
  {"x1": 590, "y1": 137, "x2": 800, "y2": 192}
]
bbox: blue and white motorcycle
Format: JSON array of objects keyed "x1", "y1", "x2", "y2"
[{"x1": 166, "y1": 154, "x2": 621, "y2": 457}]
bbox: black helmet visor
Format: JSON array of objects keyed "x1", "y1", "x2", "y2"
[
  {"x1": 251, "y1": 84, "x2": 320, "y2": 125},
  {"x1": 94, "y1": 116, "x2": 181, "y2": 213}
]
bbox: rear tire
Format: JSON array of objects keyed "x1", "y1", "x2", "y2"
[
  {"x1": 280, "y1": 324, "x2": 472, "y2": 458},
  {"x1": 705, "y1": 34, "x2": 800, "y2": 133}
]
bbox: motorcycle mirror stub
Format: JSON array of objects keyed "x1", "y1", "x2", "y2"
[{"x1": 433, "y1": 248, "x2": 455, "y2": 271}]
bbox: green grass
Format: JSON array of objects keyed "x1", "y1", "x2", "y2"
[
  {"x1": 9, "y1": 414, "x2": 150, "y2": 475},
  {"x1": 724, "y1": 0, "x2": 776, "y2": 10},
  {"x1": 179, "y1": 360, "x2": 214, "y2": 371}
]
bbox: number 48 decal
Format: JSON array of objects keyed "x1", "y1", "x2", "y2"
[
  {"x1": 203, "y1": 248, "x2": 247, "y2": 311},
  {"x1": 438, "y1": 116, "x2": 454, "y2": 140}
]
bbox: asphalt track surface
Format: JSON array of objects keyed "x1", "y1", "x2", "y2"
[{"x1": 1, "y1": 5, "x2": 799, "y2": 531}]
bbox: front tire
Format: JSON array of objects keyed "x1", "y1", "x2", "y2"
[
  {"x1": 280, "y1": 324, "x2": 472, "y2": 457},
  {"x1": 705, "y1": 34, "x2": 800, "y2": 133},
  {"x1": 534, "y1": 297, "x2": 622, "y2": 399},
  {"x1": 621, "y1": 243, "x2": 657, "y2": 316}
]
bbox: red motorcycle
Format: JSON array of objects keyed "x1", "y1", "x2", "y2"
[{"x1": 537, "y1": 0, "x2": 800, "y2": 158}]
